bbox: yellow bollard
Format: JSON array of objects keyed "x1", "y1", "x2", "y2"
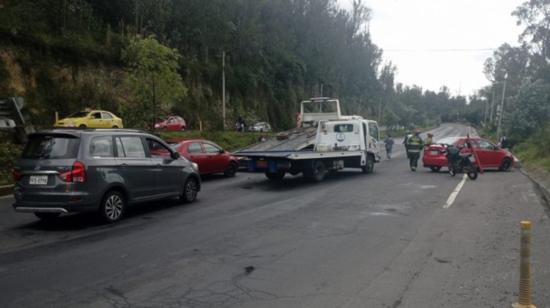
[{"x1": 512, "y1": 221, "x2": 536, "y2": 308}]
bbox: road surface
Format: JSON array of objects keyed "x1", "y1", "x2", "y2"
[{"x1": 1, "y1": 123, "x2": 549, "y2": 308}]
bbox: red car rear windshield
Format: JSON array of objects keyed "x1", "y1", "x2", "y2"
[{"x1": 22, "y1": 135, "x2": 80, "y2": 159}]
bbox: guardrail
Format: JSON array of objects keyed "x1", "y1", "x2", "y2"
[{"x1": 0, "y1": 185, "x2": 13, "y2": 197}]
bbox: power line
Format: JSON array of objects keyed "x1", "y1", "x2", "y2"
[{"x1": 383, "y1": 48, "x2": 495, "y2": 53}]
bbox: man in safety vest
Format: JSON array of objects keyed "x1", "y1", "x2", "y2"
[{"x1": 406, "y1": 128, "x2": 424, "y2": 171}]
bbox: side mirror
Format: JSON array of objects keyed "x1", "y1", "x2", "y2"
[
  {"x1": 171, "y1": 152, "x2": 181, "y2": 160},
  {"x1": 219, "y1": 149, "x2": 225, "y2": 154}
]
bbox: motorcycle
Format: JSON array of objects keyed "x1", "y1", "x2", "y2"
[{"x1": 444, "y1": 145, "x2": 478, "y2": 180}]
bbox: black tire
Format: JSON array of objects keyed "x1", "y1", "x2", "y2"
[
  {"x1": 361, "y1": 155, "x2": 375, "y2": 174},
  {"x1": 448, "y1": 164, "x2": 456, "y2": 177},
  {"x1": 180, "y1": 177, "x2": 199, "y2": 203},
  {"x1": 305, "y1": 160, "x2": 327, "y2": 182},
  {"x1": 79, "y1": 124, "x2": 87, "y2": 129},
  {"x1": 499, "y1": 158, "x2": 512, "y2": 171},
  {"x1": 467, "y1": 170, "x2": 478, "y2": 180},
  {"x1": 224, "y1": 162, "x2": 238, "y2": 177},
  {"x1": 430, "y1": 166, "x2": 441, "y2": 172},
  {"x1": 112, "y1": 125, "x2": 118, "y2": 129},
  {"x1": 100, "y1": 190, "x2": 126, "y2": 223},
  {"x1": 34, "y1": 212, "x2": 60, "y2": 221},
  {"x1": 265, "y1": 171, "x2": 285, "y2": 181}
]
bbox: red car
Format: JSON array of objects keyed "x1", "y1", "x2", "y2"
[
  {"x1": 155, "y1": 116, "x2": 187, "y2": 131},
  {"x1": 423, "y1": 136, "x2": 515, "y2": 172},
  {"x1": 170, "y1": 139, "x2": 239, "y2": 176}
]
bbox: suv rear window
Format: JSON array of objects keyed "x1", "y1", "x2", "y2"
[{"x1": 22, "y1": 135, "x2": 80, "y2": 159}]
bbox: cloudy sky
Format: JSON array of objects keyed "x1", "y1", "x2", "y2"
[{"x1": 339, "y1": 0, "x2": 525, "y2": 96}]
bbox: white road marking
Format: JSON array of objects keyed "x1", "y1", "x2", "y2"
[
  {"x1": 0, "y1": 194, "x2": 13, "y2": 200},
  {"x1": 444, "y1": 174, "x2": 467, "y2": 209}
]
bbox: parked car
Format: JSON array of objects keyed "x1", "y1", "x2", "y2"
[
  {"x1": 12, "y1": 129, "x2": 200, "y2": 222},
  {"x1": 54, "y1": 110, "x2": 123, "y2": 129},
  {"x1": 155, "y1": 116, "x2": 187, "y2": 131},
  {"x1": 169, "y1": 139, "x2": 239, "y2": 176},
  {"x1": 249, "y1": 122, "x2": 272, "y2": 132},
  {"x1": 423, "y1": 136, "x2": 515, "y2": 172}
]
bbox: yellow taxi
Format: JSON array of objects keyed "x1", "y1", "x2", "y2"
[{"x1": 54, "y1": 110, "x2": 124, "y2": 128}]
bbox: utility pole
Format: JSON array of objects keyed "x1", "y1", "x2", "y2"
[
  {"x1": 496, "y1": 73, "x2": 508, "y2": 139},
  {"x1": 489, "y1": 87, "x2": 496, "y2": 124},
  {"x1": 222, "y1": 50, "x2": 226, "y2": 130}
]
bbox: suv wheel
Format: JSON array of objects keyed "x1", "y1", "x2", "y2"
[
  {"x1": 181, "y1": 177, "x2": 198, "y2": 203},
  {"x1": 34, "y1": 212, "x2": 61, "y2": 221},
  {"x1": 100, "y1": 190, "x2": 126, "y2": 222}
]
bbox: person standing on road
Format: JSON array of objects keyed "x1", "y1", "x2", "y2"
[
  {"x1": 406, "y1": 129, "x2": 424, "y2": 171},
  {"x1": 403, "y1": 130, "x2": 412, "y2": 159},
  {"x1": 384, "y1": 134, "x2": 395, "y2": 159}
]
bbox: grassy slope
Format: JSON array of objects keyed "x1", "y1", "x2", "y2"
[{"x1": 159, "y1": 131, "x2": 271, "y2": 152}]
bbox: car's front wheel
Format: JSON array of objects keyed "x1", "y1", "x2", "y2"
[
  {"x1": 100, "y1": 190, "x2": 126, "y2": 223},
  {"x1": 499, "y1": 158, "x2": 513, "y2": 171},
  {"x1": 180, "y1": 177, "x2": 199, "y2": 203}
]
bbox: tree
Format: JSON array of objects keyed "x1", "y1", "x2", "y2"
[{"x1": 122, "y1": 35, "x2": 187, "y2": 128}]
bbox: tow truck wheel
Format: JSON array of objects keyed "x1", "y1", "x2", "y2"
[
  {"x1": 361, "y1": 155, "x2": 375, "y2": 174},
  {"x1": 305, "y1": 160, "x2": 326, "y2": 182},
  {"x1": 265, "y1": 171, "x2": 285, "y2": 181}
]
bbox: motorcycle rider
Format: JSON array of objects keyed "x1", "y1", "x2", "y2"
[{"x1": 406, "y1": 128, "x2": 424, "y2": 171}]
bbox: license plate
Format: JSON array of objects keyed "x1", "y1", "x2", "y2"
[
  {"x1": 256, "y1": 160, "x2": 267, "y2": 168},
  {"x1": 29, "y1": 175, "x2": 48, "y2": 185},
  {"x1": 430, "y1": 150, "x2": 439, "y2": 155}
]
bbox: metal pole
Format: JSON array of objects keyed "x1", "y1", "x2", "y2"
[
  {"x1": 489, "y1": 87, "x2": 496, "y2": 124},
  {"x1": 512, "y1": 221, "x2": 536, "y2": 308},
  {"x1": 222, "y1": 50, "x2": 226, "y2": 130},
  {"x1": 497, "y1": 75, "x2": 507, "y2": 139}
]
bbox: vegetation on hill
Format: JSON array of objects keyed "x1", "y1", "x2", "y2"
[
  {"x1": 0, "y1": 0, "x2": 478, "y2": 132},
  {"x1": 481, "y1": 0, "x2": 550, "y2": 171}
]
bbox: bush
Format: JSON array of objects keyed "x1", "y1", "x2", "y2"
[
  {"x1": 514, "y1": 124, "x2": 550, "y2": 172},
  {"x1": 0, "y1": 140, "x2": 23, "y2": 185}
]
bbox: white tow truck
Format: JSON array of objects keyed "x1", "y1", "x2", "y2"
[{"x1": 236, "y1": 97, "x2": 381, "y2": 182}]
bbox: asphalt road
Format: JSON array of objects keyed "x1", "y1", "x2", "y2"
[{"x1": 1, "y1": 123, "x2": 549, "y2": 308}]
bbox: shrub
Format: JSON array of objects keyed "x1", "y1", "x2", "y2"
[{"x1": 0, "y1": 140, "x2": 23, "y2": 185}]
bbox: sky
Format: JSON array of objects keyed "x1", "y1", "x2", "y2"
[{"x1": 338, "y1": 0, "x2": 525, "y2": 96}]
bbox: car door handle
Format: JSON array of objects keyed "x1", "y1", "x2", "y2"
[{"x1": 121, "y1": 163, "x2": 128, "y2": 167}]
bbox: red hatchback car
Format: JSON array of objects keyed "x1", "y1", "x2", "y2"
[
  {"x1": 170, "y1": 139, "x2": 239, "y2": 176},
  {"x1": 423, "y1": 136, "x2": 515, "y2": 172},
  {"x1": 155, "y1": 116, "x2": 187, "y2": 131}
]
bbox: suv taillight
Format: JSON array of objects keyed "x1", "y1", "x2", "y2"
[
  {"x1": 12, "y1": 169, "x2": 22, "y2": 182},
  {"x1": 60, "y1": 161, "x2": 87, "y2": 183}
]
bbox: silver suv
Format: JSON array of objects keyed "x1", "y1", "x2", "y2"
[{"x1": 12, "y1": 129, "x2": 201, "y2": 222}]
